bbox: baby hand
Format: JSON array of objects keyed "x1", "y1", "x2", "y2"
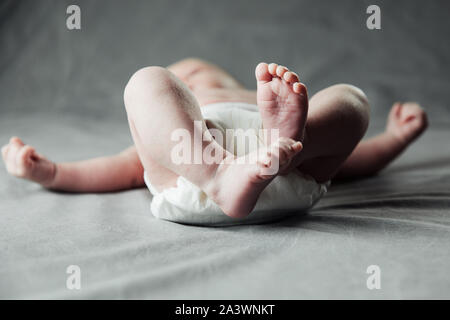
[
  {"x1": 386, "y1": 102, "x2": 428, "y2": 144},
  {"x1": 2, "y1": 137, "x2": 56, "y2": 187}
]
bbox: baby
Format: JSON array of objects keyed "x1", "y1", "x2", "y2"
[{"x1": 1, "y1": 58, "x2": 428, "y2": 219}]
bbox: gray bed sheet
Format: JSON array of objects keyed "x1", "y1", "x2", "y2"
[{"x1": 1, "y1": 0, "x2": 449, "y2": 299}]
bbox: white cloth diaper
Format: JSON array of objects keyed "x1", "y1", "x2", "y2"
[{"x1": 144, "y1": 102, "x2": 329, "y2": 226}]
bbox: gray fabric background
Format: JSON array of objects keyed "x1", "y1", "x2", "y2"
[{"x1": 0, "y1": 0, "x2": 449, "y2": 299}]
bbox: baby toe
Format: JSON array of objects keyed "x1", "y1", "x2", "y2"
[
  {"x1": 268, "y1": 63, "x2": 278, "y2": 75},
  {"x1": 276, "y1": 65, "x2": 288, "y2": 78},
  {"x1": 283, "y1": 71, "x2": 297, "y2": 83},
  {"x1": 255, "y1": 62, "x2": 272, "y2": 82},
  {"x1": 293, "y1": 82, "x2": 307, "y2": 95}
]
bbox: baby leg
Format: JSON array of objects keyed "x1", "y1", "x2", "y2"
[
  {"x1": 124, "y1": 66, "x2": 226, "y2": 191},
  {"x1": 124, "y1": 66, "x2": 302, "y2": 218},
  {"x1": 335, "y1": 102, "x2": 428, "y2": 179},
  {"x1": 294, "y1": 84, "x2": 370, "y2": 182},
  {"x1": 2, "y1": 137, "x2": 145, "y2": 192}
]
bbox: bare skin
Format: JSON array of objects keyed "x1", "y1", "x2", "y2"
[
  {"x1": 256, "y1": 62, "x2": 308, "y2": 144},
  {"x1": 1, "y1": 58, "x2": 428, "y2": 218}
]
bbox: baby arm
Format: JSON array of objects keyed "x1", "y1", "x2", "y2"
[
  {"x1": 2, "y1": 137, "x2": 144, "y2": 192},
  {"x1": 335, "y1": 102, "x2": 428, "y2": 179}
]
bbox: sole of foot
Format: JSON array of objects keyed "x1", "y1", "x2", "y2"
[{"x1": 255, "y1": 62, "x2": 309, "y2": 144}]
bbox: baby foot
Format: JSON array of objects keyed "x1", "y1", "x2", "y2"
[
  {"x1": 386, "y1": 102, "x2": 428, "y2": 145},
  {"x1": 206, "y1": 137, "x2": 302, "y2": 218},
  {"x1": 255, "y1": 62, "x2": 308, "y2": 144},
  {"x1": 1, "y1": 137, "x2": 56, "y2": 187}
]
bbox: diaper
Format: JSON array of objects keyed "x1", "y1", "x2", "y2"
[{"x1": 144, "y1": 102, "x2": 329, "y2": 226}]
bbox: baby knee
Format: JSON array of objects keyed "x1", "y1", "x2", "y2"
[
  {"x1": 333, "y1": 84, "x2": 368, "y2": 106},
  {"x1": 124, "y1": 66, "x2": 175, "y2": 109},
  {"x1": 333, "y1": 84, "x2": 370, "y2": 135}
]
